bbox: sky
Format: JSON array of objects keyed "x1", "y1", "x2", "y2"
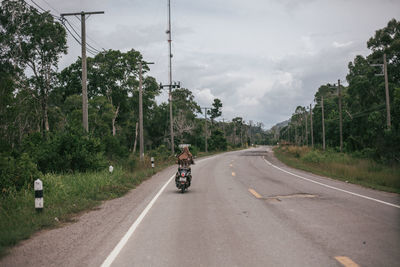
[{"x1": 29, "y1": 0, "x2": 400, "y2": 129}]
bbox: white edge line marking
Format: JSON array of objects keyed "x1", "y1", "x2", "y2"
[
  {"x1": 100, "y1": 156, "x2": 215, "y2": 267},
  {"x1": 263, "y1": 157, "x2": 400, "y2": 209}
]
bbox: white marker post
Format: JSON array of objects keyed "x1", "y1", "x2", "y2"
[
  {"x1": 109, "y1": 165, "x2": 114, "y2": 174},
  {"x1": 34, "y1": 179, "x2": 43, "y2": 212},
  {"x1": 151, "y1": 157, "x2": 155, "y2": 169}
]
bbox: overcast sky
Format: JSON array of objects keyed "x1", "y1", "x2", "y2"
[{"x1": 32, "y1": 0, "x2": 400, "y2": 129}]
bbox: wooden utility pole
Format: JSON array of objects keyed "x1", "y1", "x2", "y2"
[
  {"x1": 203, "y1": 107, "x2": 211, "y2": 152},
  {"x1": 383, "y1": 53, "x2": 391, "y2": 129},
  {"x1": 338, "y1": 79, "x2": 343, "y2": 152},
  {"x1": 167, "y1": 0, "x2": 174, "y2": 154},
  {"x1": 61, "y1": 11, "x2": 104, "y2": 132},
  {"x1": 310, "y1": 104, "x2": 314, "y2": 148},
  {"x1": 138, "y1": 61, "x2": 154, "y2": 161},
  {"x1": 305, "y1": 111, "x2": 308, "y2": 146},
  {"x1": 321, "y1": 96, "x2": 326, "y2": 151},
  {"x1": 139, "y1": 62, "x2": 144, "y2": 161}
]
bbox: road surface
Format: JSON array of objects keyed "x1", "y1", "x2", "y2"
[{"x1": 2, "y1": 147, "x2": 399, "y2": 267}]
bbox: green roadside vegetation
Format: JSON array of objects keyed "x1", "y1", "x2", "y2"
[
  {"x1": 0, "y1": 155, "x2": 170, "y2": 257},
  {"x1": 274, "y1": 146, "x2": 400, "y2": 194}
]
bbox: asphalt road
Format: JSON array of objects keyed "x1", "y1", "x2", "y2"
[
  {"x1": 104, "y1": 147, "x2": 400, "y2": 267},
  {"x1": 2, "y1": 147, "x2": 399, "y2": 267}
]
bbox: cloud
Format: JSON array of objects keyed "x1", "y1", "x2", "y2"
[
  {"x1": 333, "y1": 41, "x2": 354, "y2": 48},
  {"x1": 192, "y1": 88, "x2": 215, "y2": 106}
]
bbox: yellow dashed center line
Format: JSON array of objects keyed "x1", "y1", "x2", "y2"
[
  {"x1": 248, "y1": 188, "x2": 262, "y2": 199},
  {"x1": 335, "y1": 256, "x2": 360, "y2": 267},
  {"x1": 232, "y1": 172, "x2": 236, "y2": 176}
]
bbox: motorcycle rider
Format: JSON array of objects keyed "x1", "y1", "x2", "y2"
[
  {"x1": 177, "y1": 146, "x2": 194, "y2": 166},
  {"x1": 176, "y1": 146, "x2": 194, "y2": 187}
]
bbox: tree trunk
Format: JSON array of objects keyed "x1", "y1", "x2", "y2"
[
  {"x1": 112, "y1": 105, "x2": 120, "y2": 136},
  {"x1": 42, "y1": 95, "x2": 49, "y2": 132},
  {"x1": 133, "y1": 122, "x2": 138, "y2": 153}
]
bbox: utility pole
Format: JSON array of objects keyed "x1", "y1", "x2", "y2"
[
  {"x1": 167, "y1": 0, "x2": 174, "y2": 154},
  {"x1": 305, "y1": 111, "x2": 308, "y2": 146},
  {"x1": 310, "y1": 103, "x2": 314, "y2": 148},
  {"x1": 383, "y1": 53, "x2": 391, "y2": 129},
  {"x1": 338, "y1": 79, "x2": 343, "y2": 152},
  {"x1": 202, "y1": 107, "x2": 211, "y2": 152},
  {"x1": 61, "y1": 11, "x2": 104, "y2": 132},
  {"x1": 139, "y1": 61, "x2": 154, "y2": 161},
  {"x1": 321, "y1": 96, "x2": 326, "y2": 151}
]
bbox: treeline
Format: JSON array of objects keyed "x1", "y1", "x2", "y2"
[
  {"x1": 271, "y1": 19, "x2": 400, "y2": 163},
  {"x1": 0, "y1": 0, "x2": 267, "y2": 193}
]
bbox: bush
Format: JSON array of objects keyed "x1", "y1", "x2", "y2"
[
  {"x1": 0, "y1": 153, "x2": 41, "y2": 193},
  {"x1": 121, "y1": 153, "x2": 137, "y2": 172},
  {"x1": 149, "y1": 144, "x2": 171, "y2": 161},
  {"x1": 209, "y1": 130, "x2": 227, "y2": 151},
  {"x1": 22, "y1": 127, "x2": 106, "y2": 173},
  {"x1": 103, "y1": 135, "x2": 129, "y2": 160},
  {"x1": 302, "y1": 150, "x2": 326, "y2": 163},
  {"x1": 287, "y1": 146, "x2": 310, "y2": 158},
  {"x1": 189, "y1": 146, "x2": 199, "y2": 156}
]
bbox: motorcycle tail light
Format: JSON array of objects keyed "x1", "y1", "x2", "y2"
[{"x1": 181, "y1": 173, "x2": 185, "y2": 177}]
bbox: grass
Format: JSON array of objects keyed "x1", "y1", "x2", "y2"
[
  {"x1": 0, "y1": 156, "x2": 176, "y2": 257},
  {"x1": 0, "y1": 147, "x2": 241, "y2": 257},
  {"x1": 274, "y1": 146, "x2": 400, "y2": 194}
]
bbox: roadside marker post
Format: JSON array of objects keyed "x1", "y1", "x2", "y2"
[
  {"x1": 151, "y1": 157, "x2": 155, "y2": 171},
  {"x1": 34, "y1": 179, "x2": 43, "y2": 212}
]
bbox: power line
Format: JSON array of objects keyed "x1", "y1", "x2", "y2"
[
  {"x1": 60, "y1": 19, "x2": 97, "y2": 56},
  {"x1": 62, "y1": 18, "x2": 102, "y2": 54},
  {"x1": 323, "y1": 104, "x2": 386, "y2": 122},
  {"x1": 39, "y1": 0, "x2": 60, "y2": 14},
  {"x1": 27, "y1": 0, "x2": 105, "y2": 54},
  {"x1": 66, "y1": 14, "x2": 106, "y2": 52}
]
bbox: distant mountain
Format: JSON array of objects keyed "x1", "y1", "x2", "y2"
[{"x1": 267, "y1": 120, "x2": 289, "y2": 132}]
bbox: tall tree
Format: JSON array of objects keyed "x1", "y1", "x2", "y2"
[
  {"x1": 0, "y1": 0, "x2": 67, "y2": 133},
  {"x1": 89, "y1": 49, "x2": 143, "y2": 136},
  {"x1": 171, "y1": 88, "x2": 201, "y2": 144},
  {"x1": 208, "y1": 98, "x2": 222, "y2": 124}
]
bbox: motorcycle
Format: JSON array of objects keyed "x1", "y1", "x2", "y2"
[{"x1": 175, "y1": 166, "x2": 191, "y2": 193}]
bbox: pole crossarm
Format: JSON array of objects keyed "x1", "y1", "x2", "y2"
[
  {"x1": 159, "y1": 81, "x2": 181, "y2": 89},
  {"x1": 61, "y1": 11, "x2": 104, "y2": 16}
]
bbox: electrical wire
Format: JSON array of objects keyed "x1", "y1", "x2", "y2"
[
  {"x1": 62, "y1": 18, "x2": 102, "y2": 54},
  {"x1": 27, "y1": 0, "x2": 105, "y2": 55},
  {"x1": 320, "y1": 104, "x2": 386, "y2": 123},
  {"x1": 60, "y1": 19, "x2": 97, "y2": 56}
]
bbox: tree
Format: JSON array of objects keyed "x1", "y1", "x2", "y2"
[
  {"x1": 232, "y1": 117, "x2": 243, "y2": 146},
  {"x1": 209, "y1": 129, "x2": 227, "y2": 151},
  {"x1": 171, "y1": 88, "x2": 201, "y2": 145},
  {"x1": 208, "y1": 98, "x2": 222, "y2": 124},
  {"x1": 0, "y1": 0, "x2": 67, "y2": 133}
]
